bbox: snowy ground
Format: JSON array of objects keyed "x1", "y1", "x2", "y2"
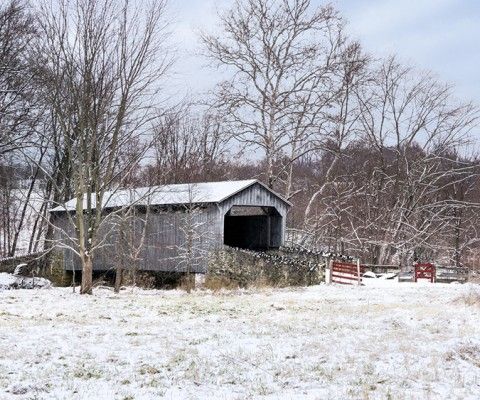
[{"x1": 1, "y1": 283, "x2": 479, "y2": 400}]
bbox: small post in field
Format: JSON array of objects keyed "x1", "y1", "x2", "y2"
[
  {"x1": 356, "y1": 258, "x2": 361, "y2": 285},
  {"x1": 326, "y1": 259, "x2": 333, "y2": 284}
]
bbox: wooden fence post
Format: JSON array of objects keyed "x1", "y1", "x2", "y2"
[
  {"x1": 326, "y1": 259, "x2": 333, "y2": 284},
  {"x1": 356, "y1": 258, "x2": 361, "y2": 286}
]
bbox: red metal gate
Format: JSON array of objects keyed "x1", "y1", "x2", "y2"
[
  {"x1": 331, "y1": 261, "x2": 365, "y2": 285},
  {"x1": 414, "y1": 263, "x2": 436, "y2": 283}
]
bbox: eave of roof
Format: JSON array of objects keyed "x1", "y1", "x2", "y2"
[{"x1": 49, "y1": 179, "x2": 292, "y2": 213}]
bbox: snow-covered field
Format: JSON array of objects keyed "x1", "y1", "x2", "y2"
[{"x1": 1, "y1": 284, "x2": 479, "y2": 399}]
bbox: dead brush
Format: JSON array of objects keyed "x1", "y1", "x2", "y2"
[
  {"x1": 445, "y1": 344, "x2": 480, "y2": 368},
  {"x1": 178, "y1": 274, "x2": 196, "y2": 293},
  {"x1": 203, "y1": 274, "x2": 284, "y2": 291},
  {"x1": 454, "y1": 289, "x2": 480, "y2": 307},
  {"x1": 203, "y1": 276, "x2": 239, "y2": 292}
]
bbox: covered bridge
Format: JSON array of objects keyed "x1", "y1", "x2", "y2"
[{"x1": 50, "y1": 179, "x2": 291, "y2": 273}]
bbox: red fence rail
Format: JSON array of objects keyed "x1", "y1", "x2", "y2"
[
  {"x1": 414, "y1": 263, "x2": 436, "y2": 283},
  {"x1": 329, "y1": 260, "x2": 438, "y2": 285},
  {"x1": 331, "y1": 261, "x2": 366, "y2": 285}
]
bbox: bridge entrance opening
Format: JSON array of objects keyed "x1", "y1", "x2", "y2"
[{"x1": 223, "y1": 206, "x2": 282, "y2": 250}]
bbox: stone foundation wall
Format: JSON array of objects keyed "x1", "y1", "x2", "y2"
[
  {"x1": 207, "y1": 247, "x2": 326, "y2": 288},
  {"x1": 0, "y1": 251, "x2": 70, "y2": 286},
  {"x1": 0, "y1": 252, "x2": 46, "y2": 274}
]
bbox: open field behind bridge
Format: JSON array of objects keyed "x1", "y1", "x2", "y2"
[{"x1": 1, "y1": 283, "x2": 480, "y2": 399}]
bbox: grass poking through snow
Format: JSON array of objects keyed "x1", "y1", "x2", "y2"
[{"x1": 0, "y1": 283, "x2": 479, "y2": 399}]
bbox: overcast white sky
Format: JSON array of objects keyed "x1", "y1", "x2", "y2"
[{"x1": 167, "y1": 0, "x2": 480, "y2": 105}]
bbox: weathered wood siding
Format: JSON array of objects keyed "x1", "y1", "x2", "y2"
[
  {"x1": 52, "y1": 182, "x2": 290, "y2": 273},
  {"x1": 137, "y1": 206, "x2": 218, "y2": 273}
]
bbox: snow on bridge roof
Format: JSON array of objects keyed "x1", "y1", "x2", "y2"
[{"x1": 50, "y1": 179, "x2": 291, "y2": 212}]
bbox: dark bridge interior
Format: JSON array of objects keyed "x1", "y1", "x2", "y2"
[{"x1": 223, "y1": 206, "x2": 282, "y2": 250}]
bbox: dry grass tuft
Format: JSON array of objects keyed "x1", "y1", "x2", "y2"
[
  {"x1": 203, "y1": 275, "x2": 239, "y2": 292},
  {"x1": 445, "y1": 344, "x2": 480, "y2": 367},
  {"x1": 454, "y1": 289, "x2": 480, "y2": 307},
  {"x1": 178, "y1": 274, "x2": 195, "y2": 293}
]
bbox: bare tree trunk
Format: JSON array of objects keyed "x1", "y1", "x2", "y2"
[
  {"x1": 10, "y1": 154, "x2": 44, "y2": 256},
  {"x1": 80, "y1": 254, "x2": 93, "y2": 295},
  {"x1": 114, "y1": 267, "x2": 123, "y2": 293},
  {"x1": 72, "y1": 267, "x2": 76, "y2": 293}
]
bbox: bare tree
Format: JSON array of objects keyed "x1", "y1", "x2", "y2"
[
  {"x1": 202, "y1": 0, "x2": 351, "y2": 195},
  {"x1": 299, "y1": 57, "x2": 480, "y2": 266},
  {"x1": 355, "y1": 57, "x2": 479, "y2": 265},
  {"x1": 173, "y1": 184, "x2": 211, "y2": 292},
  {"x1": 435, "y1": 154, "x2": 480, "y2": 267},
  {"x1": 303, "y1": 42, "x2": 368, "y2": 226},
  {"x1": 0, "y1": 0, "x2": 38, "y2": 158},
  {"x1": 112, "y1": 203, "x2": 150, "y2": 293},
  {"x1": 0, "y1": 1, "x2": 47, "y2": 257},
  {"x1": 34, "y1": 0, "x2": 172, "y2": 294},
  {"x1": 147, "y1": 105, "x2": 231, "y2": 185}
]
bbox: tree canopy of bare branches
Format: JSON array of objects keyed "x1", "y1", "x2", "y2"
[
  {"x1": 300, "y1": 57, "x2": 480, "y2": 266},
  {"x1": 34, "y1": 0, "x2": 172, "y2": 294},
  {"x1": 0, "y1": 0, "x2": 39, "y2": 158},
  {"x1": 202, "y1": 0, "x2": 366, "y2": 198}
]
